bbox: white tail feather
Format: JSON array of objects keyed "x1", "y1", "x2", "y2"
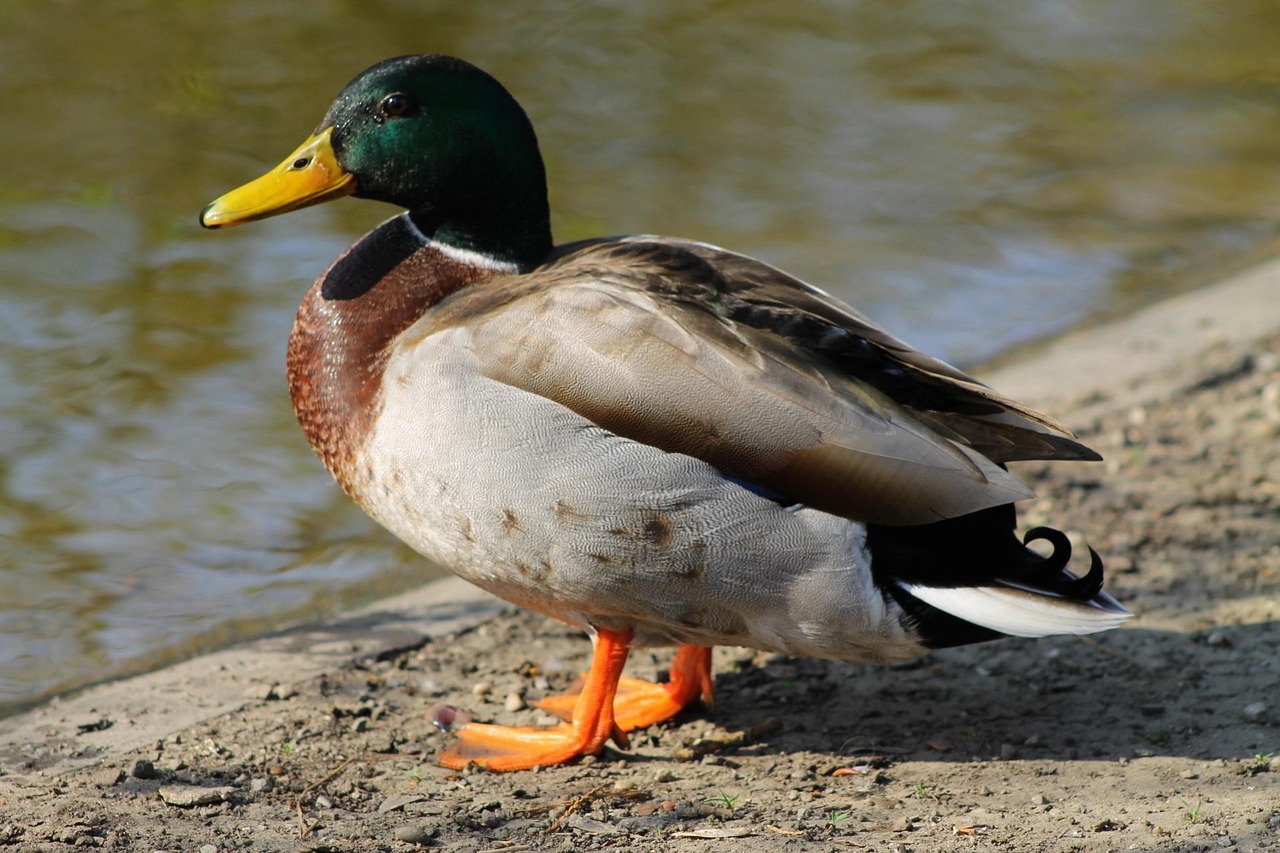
[{"x1": 900, "y1": 584, "x2": 1132, "y2": 638}]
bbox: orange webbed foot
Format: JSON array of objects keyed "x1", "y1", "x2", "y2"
[
  {"x1": 532, "y1": 644, "x2": 714, "y2": 732},
  {"x1": 436, "y1": 628, "x2": 634, "y2": 772}
]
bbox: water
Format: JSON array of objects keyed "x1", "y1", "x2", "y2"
[{"x1": 2, "y1": 0, "x2": 1280, "y2": 713}]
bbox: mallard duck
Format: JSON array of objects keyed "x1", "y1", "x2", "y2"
[{"x1": 201, "y1": 55, "x2": 1129, "y2": 771}]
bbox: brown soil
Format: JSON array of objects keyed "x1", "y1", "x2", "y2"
[{"x1": 1, "y1": 328, "x2": 1278, "y2": 852}]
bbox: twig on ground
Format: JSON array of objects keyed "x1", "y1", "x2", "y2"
[
  {"x1": 545, "y1": 783, "x2": 609, "y2": 833},
  {"x1": 295, "y1": 756, "x2": 359, "y2": 838}
]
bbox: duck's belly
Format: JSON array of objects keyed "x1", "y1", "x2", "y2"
[{"x1": 348, "y1": 341, "x2": 926, "y2": 663}]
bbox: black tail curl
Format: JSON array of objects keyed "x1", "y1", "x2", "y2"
[
  {"x1": 868, "y1": 505, "x2": 1110, "y2": 650},
  {"x1": 1014, "y1": 526, "x2": 1105, "y2": 601},
  {"x1": 865, "y1": 504, "x2": 1106, "y2": 601}
]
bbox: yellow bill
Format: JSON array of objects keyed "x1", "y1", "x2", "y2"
[{"x1": 200, "y1": 128, "x2": 356, "y2": 228}]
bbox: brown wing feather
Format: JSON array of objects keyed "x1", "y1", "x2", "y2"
[{"x1": 603, "y1": 236, "x2": 1100, "y2": 462}]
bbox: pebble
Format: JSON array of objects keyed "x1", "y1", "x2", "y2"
[
  {"x1": 131, "y1": 759, "x2": 156, "y2": 780},
  {"x1": 243, "y1": 682, "x2": 276, "y2": 700},
  {"x1": 392, "y1": 825, "x2": 437, "y2": 845},
  {"x1": 1030, "y1": 793, "x2": 1049, "y2": 805},
  {"x1": 1205, "y1": 629, "x2": 1232, "y2": 648},
  {"x1": 248, "y1": 777, "x2": 273, "y2": 794},
  {"x1": 91, "y1": 767, "x2": 124, "y2": 788},
  {"x1": 568, "y1": 815, "x2": 622, "y2": 836},
  {"x1": 378, "y1": 794, "x2": 428, "y2": 814},
  {"x1": 200, "y1": 845, "x2": 218, "y2": 853},
  {"x1": 503, "y1": 692, "x2": 526, "y2": 712},
  {"x1": 159, "y1": 785, "x2": 235, "y2": 807},
  {"x1": 471, "y1": 681, "x2": 493, "y2": 699},
  {"x1": 1242, "y1": 702, "x2": 1268, "y2": 722}
]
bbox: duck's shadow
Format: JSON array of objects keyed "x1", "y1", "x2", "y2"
[{"x1": 694, "y1": 621, "x2": 1278, "y2": 765}]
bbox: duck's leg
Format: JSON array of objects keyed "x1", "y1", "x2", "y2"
[
  {"x1": 534, "y1": 644, "x2": 714, "y2": 733},
  {"x1": 438, "y1": 627, "x2": 632, "y2": 771}
]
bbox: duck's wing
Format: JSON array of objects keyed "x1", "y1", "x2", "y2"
[{"x1": 410, "y1": 236, "x2": 1097, "y2": 525}]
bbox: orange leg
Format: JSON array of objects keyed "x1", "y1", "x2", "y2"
[
  {"x1": 534, "y1": 644, "x2": 714, "y2": 733},
  {"x1": 437, "y1": 627, "x2": 633, "y2": 771}
]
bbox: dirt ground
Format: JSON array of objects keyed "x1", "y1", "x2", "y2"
[{"x1": 1, "y1": 319, "x2": 1278, "y2": 852}]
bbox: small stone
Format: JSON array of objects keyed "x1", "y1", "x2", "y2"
[
  {"x1": 1023, "y1": 734, "x2": 1041, "y2": 747},
  {"x1": 159, "y1": 785, "x2": 234, "y2": 807},
  {"x1": 611, "y1": 779, "x2": 635, "y2": 793},
  {"x1": 200, "y1": 845, "x2": 217, "y2": 853},
  {"x1": 249, "y1": 777, "x2": 273, "y2": 794},
  {"x1": 1205, "y1": 630, "x2": 1232, "y2": 648},
  {"x1": 567, "y1": 815, "x2": 622, "y2": 836},
  {"x1": 999, "y1": 743, "x2": 1018, "y2": 760},
  {"x1": 131, "y1": 759, "x2": 157, "y2": 780},
  {"x1": 243, "y1": 683, "x2": 277, "y2": 700},
  {"x1": 471, "y1": 681, "x2": 493, "y2": 699},
  {"x1": 1243, "y1": 702, "x2": 1268, "y2": 722},
  {"x1": 379, "y1": 794, "x2": 428, "y2": 814},
  {"x1": 652, "y1": 769, "x2": 676, "y2": 783},
  {"x1": 315, "y1": 795, "x2": 333, "y2": 809},
  {"x1": 1030, "y1": 794, "x2": 1049, "y2": 805},
  {"x1": 92, "y1": 767, "x2": 125, "y2": 788},
  {"x1": 503, "y1": 692, "x2": 526, "y2": 712},
  {"x1": 1179, "y1": 769, "x2": 1199, "y2": 780},
  {"x1": 392, "y1": 825, "x2": 437, "y2": 845},
  {"x1": 350, "y1": 717, "x2": 369, "y2": 733}
]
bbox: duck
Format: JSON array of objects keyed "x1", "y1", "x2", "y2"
[{"x1": 201, "y1": 54, "x2": 1130, "y2": 772}]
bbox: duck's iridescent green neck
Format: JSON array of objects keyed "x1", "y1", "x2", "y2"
[{"x1": 323, "y1": 55, "x2": 554, "y2": 270}]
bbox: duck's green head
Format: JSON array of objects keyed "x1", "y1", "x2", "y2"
[{"x1": 201, "y1": 55, "x2": 552, "y2": 267}]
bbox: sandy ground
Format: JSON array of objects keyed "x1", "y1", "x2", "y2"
[{"x1": 1, "y1": 261, "x2": 1278, "y2": 852}]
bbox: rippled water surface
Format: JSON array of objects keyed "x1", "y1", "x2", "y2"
[{"x1": 3, "y1": 0, "x2": 1280, "y2": 712}]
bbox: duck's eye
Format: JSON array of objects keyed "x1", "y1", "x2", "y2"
[
  {"x1": 378, "y1": 93, "x2": 413, "y2": 118},
  {"x1": 291, "y1": 157, "x2": 311, "y2": 169}
]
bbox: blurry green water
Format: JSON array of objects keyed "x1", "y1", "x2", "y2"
[{"x1": 2, "y1": 0, "x2": 1279, "y2": 713}]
